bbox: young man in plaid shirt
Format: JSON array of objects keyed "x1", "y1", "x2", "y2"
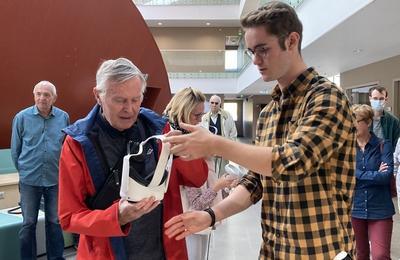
[{"x1": 164, "y1": 1, "x2": 356, "y2": 259}]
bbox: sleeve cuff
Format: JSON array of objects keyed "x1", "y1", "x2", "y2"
[{"x1": 239, "y1": 173, "x2": 263, "y2": 204}]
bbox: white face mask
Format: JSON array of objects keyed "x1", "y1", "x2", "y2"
[{"x1": 370, "y1": 99, "x2": 385, "y2": 112}]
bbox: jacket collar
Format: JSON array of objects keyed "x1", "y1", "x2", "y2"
[{"x1": 63, "y1": 104, "x2": 166, "y2": 138}]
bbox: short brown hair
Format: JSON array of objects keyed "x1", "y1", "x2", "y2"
[
  {"x1": 240, "y1": 1, "x2": 303, "y2": 53},
  {"x1": 368, "y1": 86, "x2": 387, "y2": 97},
  {"x1": 352, "y1": 104, "x2": 374, "y2": 124}
]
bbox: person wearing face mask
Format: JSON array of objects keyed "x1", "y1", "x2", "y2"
[{"x1": 368, "y1": 86, "x2": 400, "y2": 151}]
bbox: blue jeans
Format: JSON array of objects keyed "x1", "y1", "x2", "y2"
[{"x1": 19, "y1": 183, "x2": 65, "y2": 260}]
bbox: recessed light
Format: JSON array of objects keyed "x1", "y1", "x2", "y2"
[
  {"x1": 206, "y1": 22, "x2": 211, "y2": 26},
  {"x1": 157, "y1": 22, "x2": 163, "y2": 26}
]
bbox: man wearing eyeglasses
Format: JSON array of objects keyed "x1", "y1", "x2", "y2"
[
  {"x1": 368, "y1": 86, "x2": 400, "y2": 151},
  {"x1": 202, "y1": 95, "x2": 237, "y2": 180},
  {"x1": 164, "y1": 1, "x2": 356, "y2": 259}
]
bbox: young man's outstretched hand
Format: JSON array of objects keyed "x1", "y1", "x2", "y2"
[
  {"x1": 164, "y1": 210, "x2": 212, "y2": 240},
  {"x1": 164, "y1": 123, "x2": 217, "y2": 160}
]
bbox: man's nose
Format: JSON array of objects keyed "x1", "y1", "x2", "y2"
[
  {"x1": 252, "y1": 55, "x2": 263, "y2": 65},
  {"x1": 125, "y1": 102, "x2": 138, "y2": 113}
]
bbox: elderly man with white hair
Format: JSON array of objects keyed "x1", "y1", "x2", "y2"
[
  {"x1": 11, "y1": 80, "x2": 69, "y2": 260},
  {"x1": 202, "y1": 95, "x2": 237, "y2": 181}
]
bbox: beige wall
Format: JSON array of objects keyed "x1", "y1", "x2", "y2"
[
  {"x1": 341, "y1": 55, "x2": 400, "y2": 112},
  {"x1": 150, "y1": 27, "x2": 241, "y2": 50}
]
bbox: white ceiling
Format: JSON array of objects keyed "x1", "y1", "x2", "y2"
[
  {"x1": 136, "y1": 0, "x2": 400, "y2": 95},
  {"x1": 302, "y1": 0, "x2": 400, "y2": 78}
]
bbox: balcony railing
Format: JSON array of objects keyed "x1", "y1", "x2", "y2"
[
  {"x1": 259, "y1": 0, "x2": 305, "y2": 8},
  {"x1": 133, "y1": 0, "x2": 303, "y2": 7},
  {"x1": 161, "y1": 47, "x2": 251, "y2": 78},
  {"x1": 133, "y1": 0, "x2": 240, "y2": 5}
]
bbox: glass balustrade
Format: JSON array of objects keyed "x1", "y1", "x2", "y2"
[
  {"x1": 259, "y1": 0, "x2": 304, "y2": 8},
  {"x1": 134, "y1": 0, "x2": 240, "y2": 5},
  {"x1": 161, "y1": 48, "x2": 251, "y2": 78}
]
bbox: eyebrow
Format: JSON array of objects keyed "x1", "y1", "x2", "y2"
[{"x1": 248, "y1": 43, "x2": 268, "y2": 50}]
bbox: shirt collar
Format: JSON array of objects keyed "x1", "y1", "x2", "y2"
[
  {"x1": 271, "y1": 67, "x2": 318, "y2": 102},
  {"x1": 33, "y1": 105, "x2": 55, "y2": 117},
  {"x1": 366, "y1": 132, "x2": 380, "y2": 147},
  {"x1": 95, "y1": 109, "x2": 136, "y2": 139}
]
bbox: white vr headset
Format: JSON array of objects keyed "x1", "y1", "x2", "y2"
[{"x1": 120, "y1": 134, "x2": 173, "y2": 202}]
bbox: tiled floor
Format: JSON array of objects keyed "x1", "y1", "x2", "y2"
[
  {"x1": 40, "y1": 138, "x2": 400, "y2": 259},
  {"x1": 208, "y1": 198, "x2": 400, "y2": 260},
  {"x1": 42, "y1": 137, "x2": 400, "y2": 260},
  {"x1": 59, "y1": 199, "x2": 400, "y2": 259}
]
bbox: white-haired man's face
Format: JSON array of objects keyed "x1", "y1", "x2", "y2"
[
  {"x1": 209, "y1": 96, "x2": 221, "y2": 114},
  {"x1": 94, "y1": 77, "x2": 143, "y2": 131},
  {"x1": 33, "y1": 83, "x2": 56, "y2": 115}
]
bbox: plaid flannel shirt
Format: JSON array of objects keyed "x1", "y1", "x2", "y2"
[{"x1": 240, "y1": 67, "x2": 356, "y2": 259}]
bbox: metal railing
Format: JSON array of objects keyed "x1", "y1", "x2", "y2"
[
  {"x1": 133, "y1": 0, "x2": 240, "y2": 6},
  {"x1": 161, "y1": 41, "x2": 252, "y2": 79},
  {"x1": 259, "y1": 0, "x2": 305, "y2": 8}
]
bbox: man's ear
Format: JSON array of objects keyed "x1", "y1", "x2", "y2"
[
  {"x1": 52, "y1": 95, "x2": 57, "y2": 105},
  {"x1": 287, "y1": 32, "x2": 300, "y2": 51},
  {"x1": 93, "y1": 87, "x2": 102, "y2": 106}
]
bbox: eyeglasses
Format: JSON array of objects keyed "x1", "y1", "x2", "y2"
[
  {"x1": 245, "y1": 45, "x2": 269, "y2": 59},
  {"x1": 210, "y1": 102, "x2": 219, "y2": 105}
]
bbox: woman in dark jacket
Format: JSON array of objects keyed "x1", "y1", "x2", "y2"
[{"x1": 352, "y1": 104, "x2": 395, "y2": 260}]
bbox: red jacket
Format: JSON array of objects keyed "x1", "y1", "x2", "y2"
[
  {"x1": 58, "y1": 122, "x2": 207, "y2": 260},
  {"x1": 162, "y1": 123, "x2": 208, "y2": 260}
]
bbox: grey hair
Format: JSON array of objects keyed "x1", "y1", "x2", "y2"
[
  {"x1": 210, "y1": 95, "x2": 221, "y2": 103},
  {"x1": 33, "y1": 81, "x2": 57, "y2": 96},
  {"x1": 95, "y1": 58, "x2": 147, "y2": 96}
]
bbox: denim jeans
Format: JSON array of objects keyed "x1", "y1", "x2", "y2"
[{"x1": 19, "y1": 183, "x2": 65, "y2": 260}]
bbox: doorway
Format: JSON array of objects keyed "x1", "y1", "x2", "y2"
[{"x1": 394, "y1": 79, "x2": 400, "y2": 118}]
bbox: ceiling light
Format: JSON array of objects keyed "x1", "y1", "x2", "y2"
[
  {"x1": 353, "y1": 48, "x2": 363, "y2": 54},
  {"x1": 157, "y1": 22, "x2": 163, "y2": 26},
  {"x1": 206, "y1": 22, "x2": 211, "y2": 26}
]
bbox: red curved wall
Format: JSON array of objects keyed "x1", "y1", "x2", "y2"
[{"x1": 0, "y1": 0, "x2": 171, "y2": 148}]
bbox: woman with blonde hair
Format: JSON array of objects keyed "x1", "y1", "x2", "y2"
[
  {"x1": 162, "y1": 87, "x2": 209, "y2": 260},
  {"x1": 163, "y1": 87, "x2": 235, "y2": 260},
  {"x1": 351, "y1": 104, "x2": 395, "y2": 259}
]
